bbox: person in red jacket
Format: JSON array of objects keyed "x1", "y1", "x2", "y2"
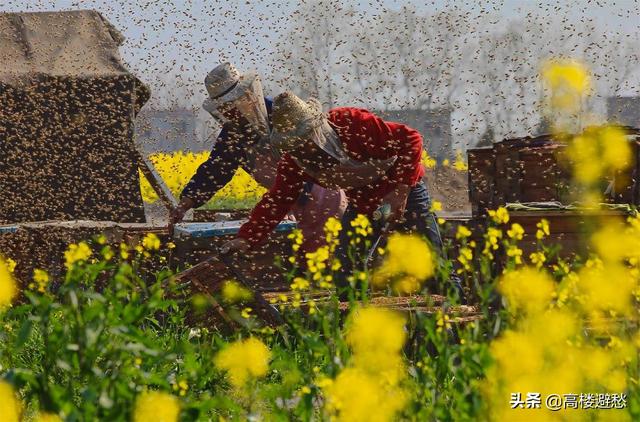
[{"x1": 221, "y1": 91, "x2": 462, "y2": 299}]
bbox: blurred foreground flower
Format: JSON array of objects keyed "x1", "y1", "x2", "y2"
[
  {"x1": 324, "y1": 307, "x2": 408, "y2": 421},
  {"x1": 214, "y1": 337, "x2": 271, "y2": 389},
  {"x1": 6, "y1": 257, "x2": 16, "y2": 273},
  {"x1": 565, "y1": 126, "x2": 631, "y2": 193},
  {"x1": 133, "y1": 390, "x2": 180, "y2": 422},
  {"x1": 0, "y1": 256, "x2": 18, "y2": 307},
  {"x1": 323, "y1": 367, "x2": 407, "y2": 422},
  {"x1": 372, "y1": 233, "x2": 435, "y2": 294},
  {"x1": 0, "y1": 380, "x2": 22, "y2": 422},
  {"x1": 220, "y1": 279, "x2": 253, "y2": 303},
  {"x1": 498, "y1": 267, "x2": 555, "y2": 314},
  {"x1": 346, "y1": 306, "x2": 406, "y2": 360},
  {"x1": 541, "y1": 58, "x2": 590, "y2": 114}
]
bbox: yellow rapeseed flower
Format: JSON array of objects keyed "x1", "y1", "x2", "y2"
[
  {"x1": 0, "y1": 380, "x2": 22, "y2": 422},
  {"x1": 0, "y1": 256, "x2": 18, "y2": 308},
  {"x1": 430, "y1": 200, "x2": 443, "y2": 212},
  {"x1": 290, "y1": 277, "x2": 310, "y2": 291},
  {"x1": 120, "y1": 243, "x2": 130, "y2": 260},
  {"x1": 142, "y1": 233, "x2": 161, "y2": 251},
  {"x1": 457, "y1": 246, "x2": 473, "y2": 273},
  {"x1": 488, "y1": 207, "x2": 509, "y2": 224},
  {"x1": 214, "y1": 337, "x2": 271, "y2": 389},
  {"x1": 506, "y1": 245, "x2": 523, "y2": 265},
  {"x1": 455, "y1": 225, "x2": 472, "y2": 240},
  {"x1": 324, "y1": 217, "x2": 342, "y2": 247},
  {"x1": 305, "y1": 246, "x2": 330, "y2": 276},
  {"x1": 529, "y1": 251, "x2": 546, "y2": 269},
  {"x1": 133, "y1": 391, "x2": 180, "y2": 422},
  {"x1": 506, "y1": 223, "x2": 524, "y2": 240},
  {"x1": 139, "y1": 151, "x2": 266, "y2": 207},
  {"x1": 64, "y1": 242, "x2": 92, "y2": 269},
  {"x1": 350, "y1": 214, "x2": 372, "y2": 237},
  {"x1": 436, "y1": 311, "x2": 452, "y2": 333},
  {"x1": 536, "y1": 219, "x2": 550, "y2": 240},
  {"x1": 32, "y1": 269, "x2": 50, "y2": 293}
]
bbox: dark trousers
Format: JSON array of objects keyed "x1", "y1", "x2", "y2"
[{"x1": 334, "y1": 181, "x2": 464, "y2": 301}]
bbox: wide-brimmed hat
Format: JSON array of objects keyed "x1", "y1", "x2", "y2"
[
  {"x1": 204, "y1": 62, "x2": 260, "y2": 108},
  {"x1": 270, "y1": 91, "x2": 328, "y2": 151}
]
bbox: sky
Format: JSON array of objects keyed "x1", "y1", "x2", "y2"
[
  {"x1": 2, "y1": 0, "x2": 639, "y2": 147},
  {"x1": 2, "y1": 0, "x2": 638, "y2": 95}
]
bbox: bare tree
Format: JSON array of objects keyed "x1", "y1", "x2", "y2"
[{"x1": 269, "y1": 0, "x2": 355, "y2": 109}]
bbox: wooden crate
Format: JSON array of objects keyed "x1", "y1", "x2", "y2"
[{"x1": 468, "y1": 129, "x2": 640, "y2": 216}]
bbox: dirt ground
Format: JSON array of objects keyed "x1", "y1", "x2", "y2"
[{"x1": 424, "y1": 166, "x2": 471, "y2": 214}]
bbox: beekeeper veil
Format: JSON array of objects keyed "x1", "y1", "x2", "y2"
[{"x1": 202, "y1": 62, "x2": 270, "y2": 143}]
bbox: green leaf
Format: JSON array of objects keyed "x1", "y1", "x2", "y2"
[{"x1": 14, "y1": 319, "x2": 33, "y2": 349}]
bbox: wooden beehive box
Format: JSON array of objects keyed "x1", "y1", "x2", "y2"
[{"x1": 468, "y1": 129, "x2": 640, "y2": 216}]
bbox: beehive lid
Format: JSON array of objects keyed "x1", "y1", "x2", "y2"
[{"x1": 174, "y1": 221, "x2": 298, "y2": 238}]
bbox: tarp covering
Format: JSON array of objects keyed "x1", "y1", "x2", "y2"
[
  {"x1": 0, "y1": 10, "x2": 150, "y2": 224},
  {"x1": 0, "y1": 10, "x2": 127, "y2": 80}
]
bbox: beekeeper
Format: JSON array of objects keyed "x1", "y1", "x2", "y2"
[{"x1": 220, "y1": 91, "x2": 463, "y2": 299}]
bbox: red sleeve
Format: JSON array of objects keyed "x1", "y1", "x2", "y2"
[
  {"x1": 237, "y1": 154, "x2": 305, "y2": 247},
  {"x1": 329, "y1": 108, "x2": 424, "y2": 186},
  {"x1": 384, "y1": 121, "x2": 425, "y2": 186}
]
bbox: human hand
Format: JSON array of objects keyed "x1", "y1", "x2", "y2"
[{"x1": 381, "y1": 183, "x2": 411, "y2": 226}]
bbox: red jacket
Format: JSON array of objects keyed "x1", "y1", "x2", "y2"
[{"x1": 238, "y1": 107, "x2": 425, "y2": 246}]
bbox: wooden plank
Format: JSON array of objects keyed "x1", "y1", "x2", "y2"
[
  {"x1": 137, "y1": 152, "x2": 179, "y2": 212},
  {"x1": 173, "y1": 254, "x2": 283, "y2": 327}
]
